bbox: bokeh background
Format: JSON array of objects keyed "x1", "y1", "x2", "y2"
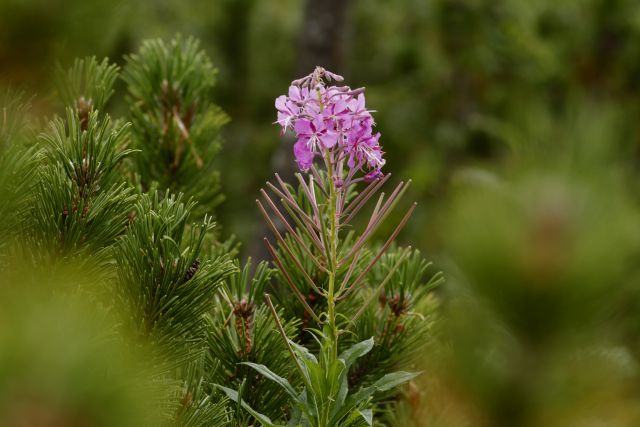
[
  {"x1": 5, "y1": 0, "x2": 640, "y2": 425},
  {"x1": 4, "y1": 0, "x2": 640, "y2": 253}
]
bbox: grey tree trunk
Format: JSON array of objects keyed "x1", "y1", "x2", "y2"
[
  {"x1": 271, "y1": 0, "x2": 352, "y2": 182},
  {"x1": 296, "y1": 0, "x2": 352, "y2": 76}
]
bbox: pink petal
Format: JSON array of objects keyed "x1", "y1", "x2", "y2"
[
  {"x1": 320, "y1": 132, "x2": 338, "y2": 149},
  {"x1": 289, "y1": 85, "x2": 301, "y2": 101},
  {"x1": 347, "y1": 153, "x2": 356, "y2": 169},
  {"x1": 275, "y1": 95, "x2": 288, "y2": 112},
  {"x1": 295, "y1": 119, "x2": 313, "y2": 135},
  {"x1": 364, "y1": 170, "x2": 383, "y2": 182},
  {"x1": 294, "y1": 139, "x2": 314, "y2": 170}
]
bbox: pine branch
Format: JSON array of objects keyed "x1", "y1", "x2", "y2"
[
  {"x1": 342, "y1": 246, "x2": 442, "y2": 402},
  {"x1": 54, "y1": 56, "x2": 120, "y2": 124},
  {"x1": 0, "y1": 90, "x2": 39, "y2": 250},
  {"x1": 23, "y1": 109, "x2": 135, "y2": 269},
  {"x1": 206, "y1": 259, "x2": 300, "y2": 423},
  {"x1": 122, "y1": 35, "x2": 228, "y2": 220},
  {"x1": 114, "y1": 191, "x2": 235, "y2": 356}
]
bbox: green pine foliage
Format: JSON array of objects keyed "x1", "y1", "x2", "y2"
[
  {"x1": 24, "y1": 109, "x2": 136, "y2": 269},
  {"x1": 207, "y1": 260, "x2": 300, "y2": 423},
  {"x1": 113, "y1": 192, "x2": 236, "y2": 426},
  {"x1": 122, "y1": 36, "x2": 229, "y2": 220},
  {"x1": 114, "y1": 192, "x2": 235, "y2": 354},
  {"x1": 0, "y1": 36, "x2": 241, "y2": 426},
  {"x1": 346, "y1": 248, "x2": 443, "y2": 398},
  {"x1": 0, "y1": 90, "x2": 38, "y2": 249},
  {"x1": 54, "y1": 56, "x2": 120, "y2": 113},
  {"x1": 17, "y1": 56, "x2": 134, "y2": 271}
]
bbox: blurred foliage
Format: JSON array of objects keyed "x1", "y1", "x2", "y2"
[
  {"x1": 381, "y1": 98, "x2": 640, "y2": 424},
  {"x1": 122, "y1": 36, "x2": 228, "y2": 220},
  {"x1": 0, "y1": 90, "x2": 38, "y2": 255},
  {"x1": 0, "y1": 267, "x2": 166, "y2": 427},
  {"x1": 4, "y1": 0, "x2": 640, "y2": 251}
]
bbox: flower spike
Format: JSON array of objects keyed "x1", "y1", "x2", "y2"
[{"x1": 274, "y1": 66, "x2": 385, "y2": 183}]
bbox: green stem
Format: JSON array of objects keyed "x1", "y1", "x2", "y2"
[{"x1": 325, "y1": 149, "x2": 339, "y2": 362}]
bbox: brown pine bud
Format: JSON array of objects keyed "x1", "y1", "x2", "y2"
[
  {"x1": 233, "y1": 298, "x2": 255, "y2": 355},
  {"x1": 184, "y1": 258, "x2": 200, "y2": 281},
  {"x1": 77, "y1": 96, "x2": 93, "y2": 131}
]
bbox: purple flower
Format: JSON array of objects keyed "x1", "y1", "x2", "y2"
[
  {"x1": 361, "y1": 133, "x2": 385, "y2": 169},
  {"x1": 345, "y1": 121, "x2": 378, "y2": 169},
  {"x1": 275, "y1": 67, "x2": 386, "y2": 180},
  {"x1": 348, "y1": 93, "x2": 367, "y2": 116},
  {"x1": 295, "y1": 117, "x2": 337, "y2": 150},
  {"x1": 275, "y1": 86, "x2": 312, "y2": 133},
  {"x1": 287, "y1": 85, "x2": 307, "y2": 102},
  {"x1": 322, "y1": 97, "x2": 350, "y2": 136},
  {"x1": 294, "y1": 139, "x2": 315, "y2": 170},
  {"x1": 275, "y1": 96, "x2": 296, "y2": 133},
  {"x1": 364, "y1": 169, "x2": 384, "y2": 182}
]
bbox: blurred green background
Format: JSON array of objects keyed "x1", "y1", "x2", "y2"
[
  {"x1": 5, "y1": 1, "x2": 640, "y2": 425},
  {"x1": 4, "y1": 0, "x2": 640, "y2": 254}
]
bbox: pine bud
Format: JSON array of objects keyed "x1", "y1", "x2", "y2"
[
  {"x1": 76, "y1": 96, "x2": 92, "y2": 131},
  {"x1": 233, "y1": 298, "x2": 255, "y2": 355},
  {"x1": 184, "y1": 258, "x2": 200, "y2": 281}
]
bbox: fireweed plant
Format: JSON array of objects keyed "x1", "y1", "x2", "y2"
[{"x1": 218, "y1": 67, "x2": 428, "y2": 426}]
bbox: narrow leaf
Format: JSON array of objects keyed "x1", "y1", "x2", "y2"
[
  {"x1": 241, "y1": 362, "x2": 299, "y2": 400},
  {"x1": 289, "y1": 339, "x2": 318, "y2": 364},
  {"x1": 216, "y1": 385, "x2": 283, "y2": 427},
  {"x1": 338, "y1": 337, "x2": 374, "y2": 371},
  {"x1": 373, "y1": 371, "x2": 420, "y2": 392}
]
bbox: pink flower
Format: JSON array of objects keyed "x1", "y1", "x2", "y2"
[
  {"x1": 364, "y1": 169, "x2": 384, "y2": 182},
  {"x1": 275, "y1": 86, "x2": 312, "y2": 133},
  {"x1": 275, "y1": 96, "x2": 297, "y2": 133},
  {"x1": 295, "y1": 117, "x2": 336, "y2": 150},
  {"x1": 348, "y1": 93, "x2": 367, "y2": 116},
  {"x1": 275, "y1": 67, "x2": 386, "y2": 181},
  {"x1": 294, "y1": 139, "x2": 315, "y2": 170}
]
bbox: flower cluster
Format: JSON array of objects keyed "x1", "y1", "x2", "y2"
[{"x1": 275, "y1": 67, "x2": 385, "y2": 182}]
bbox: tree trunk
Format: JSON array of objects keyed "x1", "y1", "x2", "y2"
[
  {"x1": 296, "y1": 0, "x2": 352, "y2": 76},
  {"x1": 271, "y1": 0, "x2": 352, "y2": 182}
]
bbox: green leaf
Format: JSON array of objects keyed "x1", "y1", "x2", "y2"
[
  {"x1": 329, "y1": 373, "x2": 349, "y2": 422},
  {"x1": 359, "y1": 409, "x2": 373, "y2": 426},
  {"x1": 349, "y1": 371, "x2": 419, "y2": 407},
  {"x1": 289, "y1": 339, "x2": 318, "y2": 363},
  {"x1": 322, "y1": 338, "x2": 376, "y2": 423},
  {"x1": 241, "y1": 362, "x2": 299, "y2": 400},
  {"x1": 372, "y1": 371, "x2": 420, "y2": 392},
  {"x1": 216, "y1": 385, "x2": 283, "y2": 427},
  {"x1": 343, "y1": 408, "x2": 372, "y2": 427},
  {"x1": 330, "y1": 371, "x2": 420, "y2": 425},
  {"x1": 285, "y1": 404, "x2": 303, "y2": 427},
  {"x1": 338, "y1": 337, "x2": 374, "y2": 371}
]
